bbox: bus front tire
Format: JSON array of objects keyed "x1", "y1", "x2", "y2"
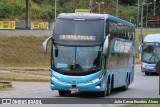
[
  {"x1": 58, "y1": 90, "x2": 71, "y2": 96},
  {"x1": 121, "y1": 77, "x2": 129, "y2": 91},
  {"x1": 99, "y1": 82, "x2": 111, "y2": 97},
  {"x1": 106, "y1": 82, "x2": 111, "y2": 96}
]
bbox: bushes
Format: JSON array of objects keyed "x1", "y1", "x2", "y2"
[
  {"x1": 0, "y1": 0, "x2": 138, "y2": 23},
  {"x1": 0, "y1": 0, "x2": 53, "y2": 21},
  {"x1": 0, "y1": 0, "x2": 25, "y2": 20}
]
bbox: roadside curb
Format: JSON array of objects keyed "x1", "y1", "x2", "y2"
[{"x1": 0, "y1": 81, "x2": 12, "y2": 88}]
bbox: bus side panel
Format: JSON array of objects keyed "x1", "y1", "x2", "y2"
[
  {"x1": 111, "y1": 68, "x2": 131, "y2": 88},
  {"x1": 107, "y1": 38, "x2": 135, "y2": 89},
  {"x1": 106, "y1": 18, "x2": 135, "y2": 87}
]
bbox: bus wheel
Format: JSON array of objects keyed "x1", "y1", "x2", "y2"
[
  {"x1": 106, "y1": 82, "x2": 111, "y2": 96},
  {"x1": 58, "y1": 90, "x2": 71, "y2": 96},
  {"x1": 121, "y1": 77, "x2": 129, "y2": 91}
]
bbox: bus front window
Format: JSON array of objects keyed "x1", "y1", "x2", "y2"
[
  {"x1": 142, "y1": 45, "x2": 160, "y2": 63},
  {"x1": 52, "y1": 45, "x2": 102, "y2": 72}
]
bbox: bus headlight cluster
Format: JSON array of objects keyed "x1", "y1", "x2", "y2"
[
  {"x1": 51, "y1": 75, "x2": 59, "y2": 81},
  {"x1": 91, "y1": 74, "x2": 103, "y2": 83},
  {"x1": 142, "y1": 64, "x2": 146, "y2": 68}
]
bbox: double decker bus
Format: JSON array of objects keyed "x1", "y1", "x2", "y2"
[
  {"x1": 139, "y1": 34, "x2": 160, "y2": 75},
  {"x1": 43, "y1": 13, "x2": 135, "y2": 97}
]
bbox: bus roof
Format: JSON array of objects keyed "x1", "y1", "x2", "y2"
[
  {"x1": 106, "y1": 14, "x2": 134, "y2": 27},
  {"x1": 144, "y1": 34, "x2": 160, "y2": 43},
  {"x1": 58, "y1": 13, "x2": 134, "y2": 27},
  {"x1": 58, "y1": 13, "x2": 105, "y2": 20}
]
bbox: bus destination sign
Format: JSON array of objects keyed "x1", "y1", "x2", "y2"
[{"x1": 60, "y1": 35, "x2": 96, "y2": 41}]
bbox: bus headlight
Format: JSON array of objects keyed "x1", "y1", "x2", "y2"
[
  {"x1": 51, "y1": 75, "x2": 59, "y2": 81},
  {"x1": 91, "y1": 75, "x2": 103, "y2": 83},
  {"x1": 92, "y1": 78, "x2": 100, "y2": 83},
  {"x1": 142, "y1": 64, "x2": 146, "y2": 68}
]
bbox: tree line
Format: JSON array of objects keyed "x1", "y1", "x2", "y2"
[{"x1": 0, "y1": 0, "x2": 159, "y2": 24}]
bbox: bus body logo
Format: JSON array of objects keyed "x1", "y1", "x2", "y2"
[
  {"x1": 72, "y1": 80, "x2": 77, "y2": 84},
  {"x1": 114, "y1": 40, "x2": 132, "y2": 53}
]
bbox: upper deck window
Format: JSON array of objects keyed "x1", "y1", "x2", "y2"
[
  {"x1": 53, "y1": 18, "x2": 104, "y2": 45},
  {"x1": 54, "y1": 19, "x2": 104, "y2": 36}
]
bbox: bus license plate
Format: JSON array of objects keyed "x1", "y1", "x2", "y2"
[{"x1": 70, "y1": 88, "x2": 78, "y2": 92}]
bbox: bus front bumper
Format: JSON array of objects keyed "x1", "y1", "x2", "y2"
[
  {"x1": 141, "y1": 63, "x2": 156, "y2": 72},
  {"x1": 50, "y1": 77, "x2": 106, "y2": 92}
]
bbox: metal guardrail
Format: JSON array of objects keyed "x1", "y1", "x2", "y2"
[
  {"x1": 0, "y1": 21, "x2": 15, "y2": 29},
  {"x1": 16, "y1": 21, "x2": 54, "y2": 30},
  {"x1": 0, "y1": 21, "x2": 54, "y2": 30}
]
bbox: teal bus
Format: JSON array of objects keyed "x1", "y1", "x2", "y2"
[
  {"x1": 139, "y1": 34, "x2": 160, "y2": 75},
  {"x1": 43, "y1": 13, "x2": 135, "y2": 97}
]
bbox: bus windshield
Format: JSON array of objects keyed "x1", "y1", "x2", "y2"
[
  {"x1": 142, "y1": 44, "x2": 160, "y2": 63},
  {"x1": 52, "y1": 45, "x2": 102, "y2": 72}
]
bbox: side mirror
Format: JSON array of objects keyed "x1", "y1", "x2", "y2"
[
  {"x1": 42, "y1": 36, "x2": 52, "y2": 53},
  {"x1": 103, "y1": 34, "x2": 109, "y2": 55},
  {"x1": 138, "y1": 44, "x2": 142, "y2": 54}
]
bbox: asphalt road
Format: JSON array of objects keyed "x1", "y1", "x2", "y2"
[
  {"x1": 0, "y1": 30, "x2": 52, "y2": 37},
  {"x1": 0, "y1": 64, "x2": 159, "y2": 107}
]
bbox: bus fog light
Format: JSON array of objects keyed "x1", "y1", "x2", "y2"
[
  {"x1": 51, "y1": 84, "x2": 54, "y2": 87},
  {"x1": 96, "y1": 86, "x2": 101, "y2": 89},
  {"x1": 51, "y1": 75, "x2": 58, "y2": 81}
]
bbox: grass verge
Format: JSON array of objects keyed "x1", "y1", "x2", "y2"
[
  {"x1": 11, "y1": 70, "x2": 50, "y2": 76},
  {"x1": 0, "y1": 87, "x2": 13, "y2": 91},
  {"x1": 0, "y1": 36, "x2": 51, "y2": 67},
  {"x1": 0, "y1": 71, "x2": 50, "y2": 82}
]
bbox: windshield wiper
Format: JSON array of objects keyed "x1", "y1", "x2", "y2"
[
  {"x1": 155, "y1": 51, "x2": 160, "y2": 61},
  {"x1": 144, "y1": 61, "x2": 153, "y2": 64},
  {"x1": 149, "y1": 54, "x2": 154, "y2": 61},
  {"x1": 89, "y1": 66, "x2": 101, "y2": 71},
  {"x1": 70, "y1": 64, "x2": 83, "y2": 71},
  {"x1": 149, "y1": 51, "x2": 160, "y2": 63},
  {"x1": 54, "y1": 67, "x2": 70, "y2": 71}
]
